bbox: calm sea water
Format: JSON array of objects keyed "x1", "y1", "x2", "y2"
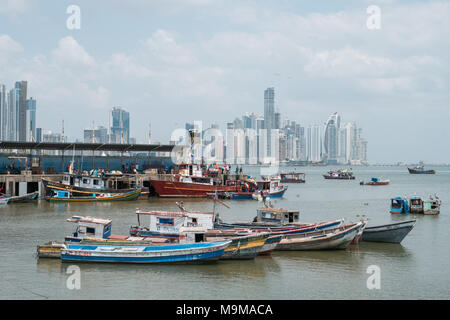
[{"x1": 0, "y1": 166, "x2": 449, "y2": 300}]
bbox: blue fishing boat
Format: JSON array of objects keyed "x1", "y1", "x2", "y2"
[
  {"x1": 60, "y1": 241, "x2": 231, "y2": 264},
  {"x1": 252, "y1": 178, "x2": 288, "y2": 200},
  {"x1": 390, "y1": 197, "x2": 410, "y2": 214},
  {"x1": 390, "y1": 195, "x2": 441, "y2": 215}
]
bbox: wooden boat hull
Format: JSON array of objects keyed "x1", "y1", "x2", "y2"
[
  {"x1": 259, "y1": 235, "x2": 283, "y2": 255},
  {"x1": 42, "y1": 178, "x2": 135, "y2": 195},
  {"x1": 7, "y1": 191, "x2": 39, "y2": 203},
  {"x1": 46, "y1": 188, "x2": 141, "y2": 202},
  {"x1": 361, "y1": 181, "x2": 389, "y2": 186},
  {"x1": 361, "y1": 220, "x2": 416, "y2": 243},
  {"x1": 323, "y1": 175, "x2": 355, "y2": 180},
  {"x1": 60, "y1": 241, "x2": 231, "y2": 264},
  {"x1": 150, "y1": 179, "x2": 235, "y2": 198},
  {"x1": 275, "y1": 223, "x2": 363, "y2": 251},
  {"x1": 214, "y1": 219, "x2": 344, "y2": 236},
  {"x1": 217, "y1": 233, "x2": 269, "y2": 260}
]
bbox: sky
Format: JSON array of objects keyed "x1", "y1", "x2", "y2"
[{"x1": 0, "y1": 0, "x2": 449, "y2": 164}]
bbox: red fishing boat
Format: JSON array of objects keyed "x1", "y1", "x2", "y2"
[{"x1": 149, "y1": 164, "x2": 244, "y2": 198}]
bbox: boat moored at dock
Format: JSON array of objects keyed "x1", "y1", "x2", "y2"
[{"x1": 45, "y1": 187, "x2": 141, "y2": 202}]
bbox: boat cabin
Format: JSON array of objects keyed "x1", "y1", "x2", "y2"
[
  {"x1": 178, "y1": 226, "x2": 207, "y2": 243},
  {"x1": 174, "y1": 164, "x2": 203, "y2": 178},
  {"x1": 65, "y1": 216, "x2": 112, "y2": 242},
  {"x1": 390, "y1": 197, "x2": 410, "y2": 214},
  {"x1": 255, "y1": 207, "x2": 300, "y2": 225},
  {"x1": 62, "y1": 173, "x2": 106, "y2": 190},
  {"x1": 131, "y1": 209, "x2": 215, "y2": 238},
  {"x1": 409, "y1": 196, "x2": 424, "y2": 214},
  {"x1": 280, "y1": 172, "x2": 306, "y2": 182},
  {"x1": 257, "y1": 178, "x2": 284, "y2": 193}
]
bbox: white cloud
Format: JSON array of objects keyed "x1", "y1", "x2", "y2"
[{"x1": 51, "y1": 36, "x2": 96, "y2": 68}]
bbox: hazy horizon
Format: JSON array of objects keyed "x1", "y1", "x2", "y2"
[{"x1": 1, "y1": 0, "x2": 449, "y2": 164}]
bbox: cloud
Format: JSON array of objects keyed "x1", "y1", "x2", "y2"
[
  {"x1": 0, "y1": 34, "x2": 23, "y2": 64},
  {"x1": 51, "y1": 36, "x2": 96, "y2": 68}
]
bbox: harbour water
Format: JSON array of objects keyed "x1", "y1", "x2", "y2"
[{"x1": 0, "y1": 166, "x2": 449, "y2": 300}]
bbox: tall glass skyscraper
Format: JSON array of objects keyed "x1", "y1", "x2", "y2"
[
  {"x1": 15, "y1": 81, "x2": 28, "y2": 141},
  {"x1": 324, "y1": 112, "x2": 340, "y2": 164},
  {"x1": 264, "y1": 87, "x2": 275, "y2": 157},
  {"x1": 110, "y1": 106, "x2": 130, "y2": 144},
  {"x1": 26, "y1": 97, "x2": 36, "y2": 142}
]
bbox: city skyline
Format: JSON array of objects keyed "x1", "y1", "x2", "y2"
[{"x1": 1, "y1": 1, "x2": 450, "y2": 163}]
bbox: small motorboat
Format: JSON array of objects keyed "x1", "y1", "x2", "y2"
[
  {"x1": 323, "y1": 169, "x2": 355, "y2": 180},
  {"x1": 252, "y1": 178, "x2": 288, "y2": 200},
  {"x1": 360, "y1": 178, "x2": 390, "y2": 186},
  {"x1": 361, "y1": 219, "x2": 416, "y2": 243}
]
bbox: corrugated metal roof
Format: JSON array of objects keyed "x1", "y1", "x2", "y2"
[{"x1": 0, "y1": 141, "x2": 181, "y2": 152}]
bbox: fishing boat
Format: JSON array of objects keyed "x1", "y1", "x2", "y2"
[
  {"x1": 42, "y1": 172, "x2": 137, "y2": 197},
  {"x1": 149, "y1": 163, "x2": 251, "y2": 198},
  {"x1": 280, "y1": 172, "x2": 306, "y2": 183},
  {"x1": 60, "y1": 240, "x2": 231, "y2": 264},
  {"x1": 275, "y1": 222, "x2": 365, "y2": 251},
  {"x1": 7, "y1": 191, "x2": 39, "y2": 203},
  {"x1": 214, "y1": 204, "x2": 344, "y2": 235},
  {"x1": 390, "y1": 195, "x2": 441, "y2": 215},
  {"x1": 360, "y1": 177, "x2": 390, "y2": 186},
  {"x1": 38, "y1": 215, "x2": 182, "y2": 258},
  {"x1": 252, "y1": 178, "x2": 288, "y2": 200},
  {"x1": 407, "y1": 166, "x2": 435, "y2": 174},
  {"x1": 130, "y1": 208, "x2": 216, "y2": 240},
  {"x1": 323, "y1": 169, "x2": 355, "y2": 180},
  {"x1": 361, "y1": 220, "x2": 416, "y2": 243},
  {"x1": 45, "y1": 187, "x2": 141, "y2": 202}
]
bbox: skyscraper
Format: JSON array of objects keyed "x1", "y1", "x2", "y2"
[
  {"x1": 110, "y1": 107, "x2": 130, "y2": 144},
  {"x1": 264, "y1": 87, "x2": 275, "y2": 157},
  {"x1": 0, "y1": 84, "x2": 6, "y2": 140},
  {"x1": 15, "y1": 81, "x2": 27, "y2": 141},
  {"x1": 26, "y1": 97, "x2": 36, "y2": 142},
  {"x1": 307, "y1": 125, "x2": 322, "y2": 162},
  {"x1": 324, "y1": 112, "x2": 340, "y2": 164}
]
